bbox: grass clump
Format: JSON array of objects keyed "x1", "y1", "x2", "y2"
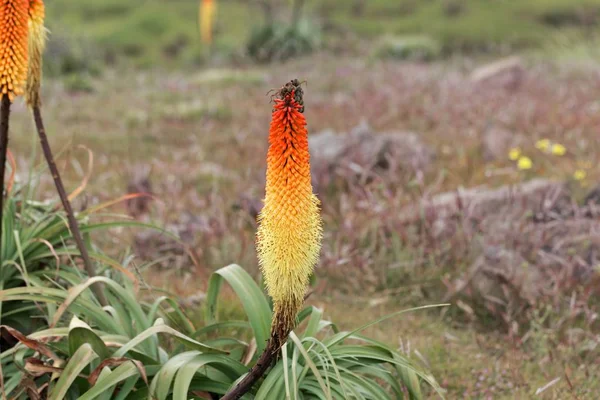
[
  {"x1": 247, "y1": 19, "x2": 321, "y2": 63},
  {"x1": 371, "y1": 35, "x2": 442, "y2": 61},
  {"x1": 0, "y1": 169, "x2": 158, "y2": 339}
]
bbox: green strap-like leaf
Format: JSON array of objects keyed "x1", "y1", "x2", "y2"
[
  {"x1": 254, "y1": 361, "x2": 288, "y2": 400},
  {"x1": 172, "y1": 354, "x2": 247, "y2": 400},
  {"x1": 68, "y1": 316, "x2": 110, "y2": 360},
  {"x1": 192, "y1": 320, "x2": 251, "y2": 338},
  {"x1": 396, "y1": 361, "x2": 423, "y2": 400},
  {"x1": 78, "y1": 362, "x2": 143, "y2": 400},
  {"x1": 94, "y1": 367, "x2": 115, "y2": 400},
  {"x1": 49, "y1": 343, "x2": 99, "y2": 400},
  {"x1": 113, "y1": 321, "x2": 225, "y2": 359},
  {"x1": 148, "y1": 296, "x2": 195, "y2": 335},
  {"x1": 301, "y1": 307, "x2": 324, "y2": 339},
  {"x1": 112, "y1": 375, "x2": 138, "y2": 400},
  {"x1": 150, "y1": 351, "x2": 200, "y2": 400},
  {"x1": 205, "y1": 264, "x2": 271, "y2": 353},
  {"x1": 289, "y1": 332, "x2": 332, "y2": 400}
]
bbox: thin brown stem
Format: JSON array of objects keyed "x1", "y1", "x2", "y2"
[
  {"x1": 221, "y1": 334, "x2": 282, "y2": 400},
  {"x1": 0, "y1": 97, "x2": 10, "y2": 254},
  {"x1": 32, "y1": 105, "x2": 107, "y2": 306}
]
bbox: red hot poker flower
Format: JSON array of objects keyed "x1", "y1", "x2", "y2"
[{"x1": 256, "y1": 79, "x2": 322, "y2": 345}]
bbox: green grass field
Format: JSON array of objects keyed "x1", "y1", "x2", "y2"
[{"x1": 46, "y1": 0, "x2": 600, "y2": 68}]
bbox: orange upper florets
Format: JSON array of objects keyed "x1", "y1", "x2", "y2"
[
  {"x1": 0, "y1": 0, "x2": 30, "y2": 101},
  {"x1": 28, "y1": 0, "x2": 44, "y2": 22}
]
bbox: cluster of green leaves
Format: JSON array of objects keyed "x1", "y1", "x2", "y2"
[
  {"x1": 1, "y1": 263, "x2": 444, "y2": 399},
  {"x1": 1, "y1": 272, "x2": 228, "y2": 399},
  {"x1": 246, "y1": 19, "x2": 321, "y2": 63},
  {"x1": 0, "y1": 181, "x2": 118, "y2": 335},
  {"x1": 370, "y1": 35, "x2": 442, "y2": 62}
]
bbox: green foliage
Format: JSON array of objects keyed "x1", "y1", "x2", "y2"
[
  {"x1": 0, "y1": 173, "x2": 167, "y2": 339},
  {"x1": 63, "y1": 74, "x2": 96, "y2": 93},
  {"x1": 44, "y1": 29, "x2": 102, "y2": 77},
  {"x1": 247, "y1": 19, "x2": 321, "y2": 63},
  {"x1": 46, "y1": 0, "x2": 255, "y2": 68},
  {"x1": 328, "y1": 0, "x2": 600, "y2": 52},
  {"x1": 371, "y1": 35, "x2": 442, "y2": 62},
  {"x1": 39, "y1": 0, "x2": 600, "y2": 68},
  {"x1": 539, "y1": 31, "x2": 600, "y2": 62},
  {"x1": 1, "y1": 264, "x2": 443, "y2": 398},
  {"x1": 0, "y1": 274, "x2": 228, "y2": 399},
  {"x1": 0, "y1": 185, "x2": 95, "y2": 335}
]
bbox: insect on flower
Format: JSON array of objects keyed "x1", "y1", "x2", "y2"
[{"x1": 257, "y1": 78, "x2": 322, "y2": 346}]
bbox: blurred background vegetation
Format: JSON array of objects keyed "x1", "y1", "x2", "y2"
[{"x1": 45, "y1": 0, "x2": 600, "y2": 73}]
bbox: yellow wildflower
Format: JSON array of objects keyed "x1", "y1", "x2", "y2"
[
  {"x1": 508, "y1": 147, "x2": 521, "y2": 161},
  {"x1": 517, "y1": 156, "x2": 532, "y2": 170},
  {"x1": 573, "y1": 169, "x2": 586, "y2": 181},
  {"x1": 551, "y1": 143, "x2": 566, "y2": 156},
  {"x1": 535, "y1": 139, "x2": 550, "y2": 151}
]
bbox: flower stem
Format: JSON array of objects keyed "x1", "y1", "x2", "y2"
[
  {"x1": 32, "y1": 105, "x2": 107, "y2": 306},
  {"x1": 0, "y1": 96, "x2": 10, "y2": 255},
  {"x1": 221, "y1": 333, "x2": 282, "y2": 400}
]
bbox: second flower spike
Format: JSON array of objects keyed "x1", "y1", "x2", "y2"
[
  {"x1": 26, "y1": 0, "x2": 46, "y2": 108},
  {"x1": 0, "y1": 0, "x2": 30, "y2": 101}
]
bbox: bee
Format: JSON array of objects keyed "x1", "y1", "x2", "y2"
[{"x1": 267, "y1": 79, "x2": 307, "y2": 113}]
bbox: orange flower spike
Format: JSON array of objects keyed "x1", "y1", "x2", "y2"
[
  {"x1": 199, "y1": 0, "x2": 216, "y2": 45},
  {"x1": 257, "y1": 80, "x2": 322, "y2": 344},
  {"x1": 26, "y1": 0, "x2": 46, "y2": 107},
  {"x1": 0, "y1": 0, "x2": 30, "y2": 102}
]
